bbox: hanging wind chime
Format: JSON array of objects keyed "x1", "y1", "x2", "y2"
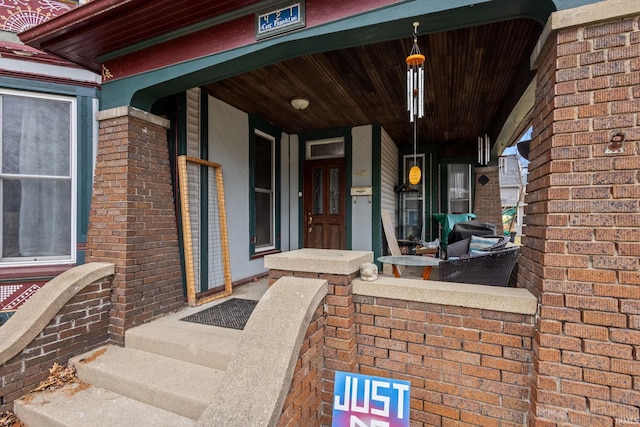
[{"x1": 406, "y1": 22, "x2": 424, "y2": 186}]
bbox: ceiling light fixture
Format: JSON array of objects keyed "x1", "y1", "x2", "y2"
[{"x1": 290, "y1": 97, "x2": 310, "y2": 110}]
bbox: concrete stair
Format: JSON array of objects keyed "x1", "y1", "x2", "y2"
[
  {"x1": 14, "y1": 307, "x2": 244, "y2": 426},
  {"x1": 13, "y1": 277, "x2": 328, "y2": 427}
]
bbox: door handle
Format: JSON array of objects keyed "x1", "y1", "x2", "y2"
[{"x1": 308, "y1": 213, "x2": 313, "y2": 232}]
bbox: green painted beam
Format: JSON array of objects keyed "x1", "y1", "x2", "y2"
[{"x1": 101, "y1": 0, "x2": 579, "y2": 111}]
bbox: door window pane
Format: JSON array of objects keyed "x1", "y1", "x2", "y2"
[
  {"x1": 305, "y1": 138, "x2": 344, "y2": 160},
  {"x1": 329, "y1": 167, "x2": 339, "y2": 215},
  {"x1": 313, "y1": 168, "x2": 323, "y2": 215}
]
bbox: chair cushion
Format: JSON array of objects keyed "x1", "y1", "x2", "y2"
[
  {"x1": 469, "y1": 235, "x2": 501, "y2": 251},
  {"x1": 469, "y1": 249, "x2": 491, "y2": 257},
  {"x1": 446, "y1": 239, "x2": 470, "y2": 258}
]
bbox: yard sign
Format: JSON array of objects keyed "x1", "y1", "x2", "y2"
[{"x1": 332, "y1": 371, "x2": 410, "y2": 427}]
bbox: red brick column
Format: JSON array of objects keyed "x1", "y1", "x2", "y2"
[
  {"x1": 86, "y1": 107, "x2": 184, "y2": 345},
  {"x1": 473, "y1": 165, "x2": 504, "y2": 233},
  {"x1": 320, "y1": 271, "x2": 359, "y2": 425},
  {"x1": 526, "y1": 11, "x2": 640, "y2": 426}
]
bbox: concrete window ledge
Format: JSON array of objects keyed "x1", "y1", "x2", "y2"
[{"x1": 353, "y1": 277, "x2": 537, "y2": 315}]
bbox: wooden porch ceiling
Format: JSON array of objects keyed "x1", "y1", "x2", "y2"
[
  {"x1": 205, "y1": 18, "x2": 542, "y2": 149},
  {"x1": 21, "y1": 0, "x2": 542, "y2": 150}
]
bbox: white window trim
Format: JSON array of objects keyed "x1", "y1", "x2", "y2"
[
  {"x1": 254, "y1": 129, "x2": 276, "y2": 253},
  {"x1": 0, "y1": 88, "x2": 77, "y2": 266}
]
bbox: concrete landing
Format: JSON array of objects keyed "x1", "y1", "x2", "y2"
[{"x1": 126, "y1": 279, "x2": 267, "y2": 371}]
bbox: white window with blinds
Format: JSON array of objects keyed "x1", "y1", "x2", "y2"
[{"x1": 447, "y1": 163, "x2": 471, "y2": 214}]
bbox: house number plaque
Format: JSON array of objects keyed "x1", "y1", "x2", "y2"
[{"x1": 256, "y1": 1, "x2": 305, "y2": 40}]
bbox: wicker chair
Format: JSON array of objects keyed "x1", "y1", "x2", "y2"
[{"x1": 439, "y1": 246, "x2": 520, "y2": 287}]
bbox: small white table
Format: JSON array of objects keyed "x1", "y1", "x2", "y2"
[{"x1": 377, "y1": 255, "x2": 441, "y2": 280}]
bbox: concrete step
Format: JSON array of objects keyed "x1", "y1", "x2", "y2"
[
  {"x1": 14, "y1": 382, "x2": 196, "y2": 427},
  {"x1": 14, "y1": 282, "x2": 270, "y2": 426},
  {"x1": 70, "y1": 345, "x2": 223, "y2": 420},
  {"x1": 125, "y1": 316, "x2": 241, "y2": 371}
]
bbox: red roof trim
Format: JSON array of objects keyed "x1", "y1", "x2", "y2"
[
  {"x1": 0, "y1": 69, "x2": 100, "y2": 89},
  {"x1": 19, "y1": 0, "x2": 133, "y2": 48}
]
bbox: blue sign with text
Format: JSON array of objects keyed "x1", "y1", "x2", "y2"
[
  {"x1": 332, "y1": 372, "x2": 410, "y2": 427},
  {"x1": 256, "y1": 2, "x2": 304, "y2": 39}
]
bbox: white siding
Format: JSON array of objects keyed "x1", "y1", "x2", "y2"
[
  {"x1": 280, "y1": 132, "x2": 298, "y2": 252},
  {"x1": 380, "y1": 128, "x2": 398, "y2": 228},
  {"x1": 351, "y1": 126, "x2": 372, "y2": 251},
  {"x1": 185, "y1": 88, "x2": 201, "y2": 291},
  {"x1": 186, "y1": 88, "x2": 200, "y2": 157},
  {"x1": 208, "y1": 96, "x2": 266, "y2": 281}
]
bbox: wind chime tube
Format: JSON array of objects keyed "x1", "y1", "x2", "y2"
[
  {"x1": 485, "y1": 134, "x2": 490, "y2": 165},
  {"x1": 407, "y1": 69, "x2": 414, "y2": 122},
  {"x1": 478, "y1": 136, "x2": 482, "y2": 164},
  {"x1": 418, "y1": 66, "x2": 424, "y2": 118}
]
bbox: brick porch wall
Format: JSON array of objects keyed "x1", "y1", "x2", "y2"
[
  {"x1": 271, "y1": 262, "x2": 535, "y2": 427},
  {"x1": 0, "y1": 279, "x2": 112, "y2": 412},
  {"x1": 86, "y1": 107, "x2": 184, "y2": 345},
  {"x1": 277, "y1": 302, "x2": 325, "y2": 427},
  {"x1": 525, "y1": 11, "x2": 640, "y2": 426},
  {"x1": 354, "y1": 294, "x2": 535, "y2": 426},
  {"x1": 473, "y1": 165, "x2": 504, "y2": 234}
]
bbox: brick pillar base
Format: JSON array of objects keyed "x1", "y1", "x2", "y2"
[{"x1": 86, "y1": 107, "x2": 184, "y2": 345}]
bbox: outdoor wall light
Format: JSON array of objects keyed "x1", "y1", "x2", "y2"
[
  {"x1": 606, "y1": 130, "x2": 625, "y2": 154},
  {"x1": 290, "y1": 97, "x2": 310, "y2": 110}
]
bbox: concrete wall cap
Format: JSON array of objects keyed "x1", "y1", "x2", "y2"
[
  {"x1": 96, "y1": 106, "x2": 171, "y2": 128},
  {"x1": 0, "y1": 262, "x2": 115, "y2": 366},
  {"x1": 264, "y1": 248, "x2": 373, "y2": 275},
  {"x1": 532, "y1": 0, "x2": 640, "y2": 68},
  {"x1": 353, "y1": 277, "x2": 537, "y2": 315}
]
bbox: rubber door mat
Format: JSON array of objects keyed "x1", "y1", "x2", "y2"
[{"x1": 180, "y1": 298, "x2": 258, "y2": 330}]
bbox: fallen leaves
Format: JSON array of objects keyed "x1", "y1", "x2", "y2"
[
  {"x1": 0, "y1": 411, "x2": 22, "y2": 427},
  {"x1": 0, "y1": 363, "x2": 79, "y2": 426},
  {"x1": 29, "y1": 363, "x2": 79, "y2": 394}
]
